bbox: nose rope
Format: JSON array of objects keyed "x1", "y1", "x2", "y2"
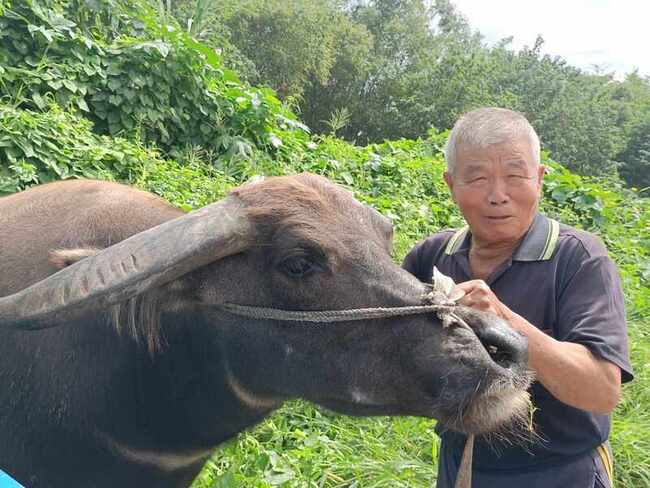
[
  {"x1": 220, "y1": 299, "x2": 467, "y2": 325},
  {"x1": 454, "y1": 434, "x2": 475, "y2": 488},
  {"x1": 219, "y1": 267, "x2": 469, "y2": 327}
]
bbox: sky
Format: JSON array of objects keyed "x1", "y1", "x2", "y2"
[{"x1": 451, "y1": 0, "x2": 650, "y2": 79}]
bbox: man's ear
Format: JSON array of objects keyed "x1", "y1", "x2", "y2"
[
  {"x1": 443, "y1": 171, "x2": 456, "y2": 203},
  {"x1": 536, "y1": 164, "x2": 546, "y2": 189}
]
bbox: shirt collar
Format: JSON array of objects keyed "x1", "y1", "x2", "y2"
[{"x1": 444, "y1": 213, "x2": 559, "y2": 262}]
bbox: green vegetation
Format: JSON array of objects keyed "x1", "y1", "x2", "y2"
[
  {"x1": 171, "y1": 0, "x2": 650, "y2": 189},
  {"x1": 1, "y1": 0, "x2": 648, "y2": 487}
]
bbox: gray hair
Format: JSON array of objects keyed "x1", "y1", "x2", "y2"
[{"x1": 445, "y1": 107, "x2": 541, "y2": 175}]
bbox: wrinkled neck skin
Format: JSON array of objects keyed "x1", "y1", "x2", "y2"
[
  {"x1": 470, "y1": 233, "x2": 521, "y2": 262},
  {"x1": 469, "y1": 235, "x2": 522, "y2": 279}
]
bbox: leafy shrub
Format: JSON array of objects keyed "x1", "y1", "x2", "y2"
[
  {"x1": 0, "y1": 103, "x2": 148, "y2": 193},
  {"x1": 0, "y1": 0, "x2": 309, "y2": 166}
]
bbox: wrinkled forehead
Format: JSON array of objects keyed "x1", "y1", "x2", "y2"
[{"x1": 455, "y1": 138, "x2": 538, "y2": 170}]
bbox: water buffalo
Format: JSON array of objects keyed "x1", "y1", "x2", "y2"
[{"x1": 0, "y1": 173, "x2": 530, "y2": 487}]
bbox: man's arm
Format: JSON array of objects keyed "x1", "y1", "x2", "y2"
[{"x1": 455, "y1": 280, "x2": 622, "y2": 414}]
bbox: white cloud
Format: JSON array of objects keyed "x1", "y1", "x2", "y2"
[{"x1": 451, "y1": 0, "x2": 650, "y2": 78}]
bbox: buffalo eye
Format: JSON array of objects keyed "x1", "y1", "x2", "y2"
[{"x1": 279, "y1": 255, "x2": 316, "y2": 278}]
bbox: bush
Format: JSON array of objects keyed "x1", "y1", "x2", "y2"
[{"x1": 0, "y1": 0, "x2": 309, "y2": 167}]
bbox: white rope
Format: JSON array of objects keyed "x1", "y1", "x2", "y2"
[
  {"x1": 219, "y1": 267, "x2": 469, "y2": 328},
  {"x1": 220, "y1": 302, "x2": 457, "y2": 323}
]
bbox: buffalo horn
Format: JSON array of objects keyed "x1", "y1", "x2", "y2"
[{"x1": 0, "y1": 196, "x2": 253, "y2": 329}]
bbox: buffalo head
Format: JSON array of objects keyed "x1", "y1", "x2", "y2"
[{"x1": 0, "y1": 173, "x2": 531, "y2": 486}]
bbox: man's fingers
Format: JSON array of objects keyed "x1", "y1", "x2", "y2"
[
  {"x1": 456, "y1": 279, "x2": 490, "y2": 293},
  {"x1": 456, "y1": 280, "x2": 500, "y2": 314},
  {"x1": 456, "y1": 280, "x2": 492, "y2": 303},
  {"x1": 460, "y1": 293, "x2": 492, "y2": 310}
]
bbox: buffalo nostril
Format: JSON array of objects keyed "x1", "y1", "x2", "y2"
[{"x1": 478, "y1": 327, "x2": 528, "y2": 369}]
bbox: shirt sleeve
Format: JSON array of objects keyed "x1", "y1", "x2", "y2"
[
  {"x1": 402, "y1": 231, "x2": 455, "y2": 283},
  {"x1": 556, "y1": 245, "x2": 634, "y2": 383},
  {"x1": 401, "y1": 242, "x2": 421, "y2": 277}
]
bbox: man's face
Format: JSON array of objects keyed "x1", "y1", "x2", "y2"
[{"x1": 444, "y1": 138, "x2": 545, "y2": 247}]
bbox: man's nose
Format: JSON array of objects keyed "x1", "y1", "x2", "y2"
[{"x1": 487, "y1": 178, "x2": 509, "y2": 205}]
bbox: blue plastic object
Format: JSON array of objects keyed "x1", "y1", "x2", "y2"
[{"x1": 0, "y1": 470, "x2": 23, "y2": 488}]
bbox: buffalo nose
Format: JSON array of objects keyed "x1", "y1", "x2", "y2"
[{"x1": 476, "y1": 324, "x2": 528, "y2": 370}]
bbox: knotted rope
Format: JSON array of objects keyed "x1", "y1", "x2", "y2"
[
  {"x1": 220, "y1": 268, "x2": 469, "y2": 327},
  {"x1": 221, "y1": 301, "x2": 461, "y2": 323}
]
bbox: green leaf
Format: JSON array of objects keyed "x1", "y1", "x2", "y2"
[
  {"x1": 340, "y1": 171, "x2": 354, "y2": 185},
  {"x1": 135, "y1": 40, "x2": 170, "y2": 58},
  {"x1": 106, "y1": 63, "x2": 122, "y2": 76},
  {"x1": 140, "y1": 93, "x2": 153, "y2": 107},
  {"x1": 184, "y1": 36, "x2": 222, "y2": 70},
  {"x1": 77, "y1": 98, "x2": 90, "y2": 112},
  {"x1": 25, "y1": 56, "x2": 39, "y2": 67},
  {"x1": 208, "y1": 470, "x2": 236, "y2": 488},
  {"x1": 47, "y1": 79, "x2": 63, "y2": 90},
  {"x1": 32, "y1": 92, "x2": 46, "y2": 109},
  {"x1": 20, "y1": 143, "x2": 35, "y2": 158},
  {"x1": 108, "y1": 78, "x2": 122, "y2": 91},
  {"x1": 121, "y1": 116, "x2": 134, "y2": 130},
  {"x1": 82, "y1": 64, "x2": 96, "y2": 76},
  {"x1": 108, "y1": 94, "x2": 122, "y2": 105},
  {"x1": 62, "y1": 79, "x2": 78, "y2": 93}
]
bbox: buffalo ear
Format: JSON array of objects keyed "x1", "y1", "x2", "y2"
[{"x1": 49, "y1": 248, "x2": 103, "y2": 269}]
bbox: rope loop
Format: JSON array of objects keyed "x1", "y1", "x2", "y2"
[{"x1": 220, "y1": 288, "x2": 469, "y2": 329}]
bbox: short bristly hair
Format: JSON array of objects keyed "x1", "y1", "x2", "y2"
[{"x1": 445, "y1": 107, "x2": 541, "y2": 175}]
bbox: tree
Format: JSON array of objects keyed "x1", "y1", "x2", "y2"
[
  {"x1": 611, "y1": 72, "x2": 650, "y2": 187},
  {"x1": 618, "y1": 119, "x2": 650, "y2": 189},
  {"x1": 476, "y1": 37, "x2": 624, "y2": 176},
  {"x1": 307, "y1": 0, "x2": 483, "y2": 142},
  {"x1": 165, "y1": 0, "x2": 649, "y2": 184},
  {"x1": 221, "y1": 0, "x2": 346, "y2": 100},
  {"x1": 298, "y1": 18, "x2": 373, "y2": 136}
]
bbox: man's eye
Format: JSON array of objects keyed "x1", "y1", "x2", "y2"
[
  {"x1": 469, "y1": 177, "x2": 487, "y2": 183},
  {"x1": 507, "y1": 175, "x2": 530, "y2": 184}
]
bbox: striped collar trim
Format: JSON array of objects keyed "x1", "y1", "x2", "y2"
[{"x1": 444, "y1": 214, "x2": 560, "y2": 261}]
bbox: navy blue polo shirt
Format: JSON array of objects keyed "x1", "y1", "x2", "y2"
[{"x1": 402, "y1": 213, "x2": 633, "y2": 477}]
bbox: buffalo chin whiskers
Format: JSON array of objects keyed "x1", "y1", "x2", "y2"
[{"x1": 465, "y1": 372, "x2": 539, "y2": 445}]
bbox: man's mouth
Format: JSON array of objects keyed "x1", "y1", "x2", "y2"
[{"x1": 486, "y1": 215, "x2": 513, "y2": 221}]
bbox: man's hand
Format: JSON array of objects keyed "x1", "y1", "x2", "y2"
[
  {"x1": 453, "y1": 279, "x2": 621, "y2": 414},
  {"x1": 454, "y1": 280, "x2": 514, "y2": 323}
]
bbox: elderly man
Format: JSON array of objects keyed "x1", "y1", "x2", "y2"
[{"x1": 402, "y1": 108, "x2": 633, "y2": 488}]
